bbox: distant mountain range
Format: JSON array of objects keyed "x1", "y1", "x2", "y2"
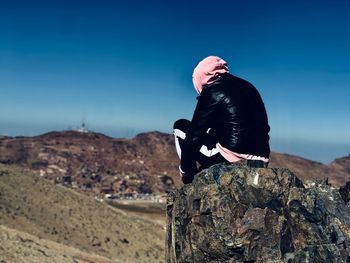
[{"x1": 0, "y1": 130, "x2": 349, "y2": 196}]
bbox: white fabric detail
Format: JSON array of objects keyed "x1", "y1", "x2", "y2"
[
  {"x1": 174, "y1": 129, "x2": 186, "y2": 159},
  {"x1": 179, "y1": 165, "x2": 185, "y2": 177},
  {"x1": 174, "y1": 127, "x2": 219, "y2": 159},
  {"x1": 236, "y1": 153, "x2": 269, "y2": 163},
  {"x1": 199, "y1": 145, "x2": 219, "y2": 157},
  {"x1": 174, "y1": 135, "x2": 182, "y2": 159},
  {"x1": 173, "y1": 129, "x2": 186, "y2": 140},
  {"x1": 253, "y1": 172, "x2": 259, "y2": 185}
]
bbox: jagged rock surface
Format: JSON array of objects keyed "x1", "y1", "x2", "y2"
[
  {"x1": 340, "y1": 182, "x2": 350, "y2": 206},
  {"x1": 165, "y1": 162, "x2": 350, "y2": 263}
]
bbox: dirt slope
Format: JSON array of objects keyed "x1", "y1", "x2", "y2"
[
  {"x1": 0, "y1": 225, "x2": 114, "y2": 263},
  {"x1": 0, "y1": 164, "x2": 164, "y2": 263}
]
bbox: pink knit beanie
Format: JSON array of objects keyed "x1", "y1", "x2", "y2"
[{"x1": 192, "y1": 56, "x2": 229, "y2": 94}]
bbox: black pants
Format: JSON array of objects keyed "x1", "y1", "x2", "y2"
[{"x1": 173, "y1": 119, "x2": 227, "y2": 171}]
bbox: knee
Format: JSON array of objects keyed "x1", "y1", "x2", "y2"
[{"x1": 173, "y1": 119, "x2": 191, "y2": 130}]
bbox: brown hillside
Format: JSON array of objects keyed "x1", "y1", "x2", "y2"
[
  {"x1": 0, "y1": 130, "x2": 180, "y2": 195},
  {"x1": 0, "y1": 225, "x2": 114, "y2": 263},
  {"x1": 0, "y1": 130, "x2": 349, "y2": 191},
  {"x1": 0, "y1": 164, "x2": 164, "y2": 263},
  {"x1": 269, "y1": 152, "x2": 349, "y2": 186},
  {"x1": 330, "y1": 155, "x2": 350, "y2": 174}
]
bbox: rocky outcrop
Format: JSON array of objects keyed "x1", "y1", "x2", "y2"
[
  {"x1": 340, "y1": 182, "x2": 350, "y2": 205},
  {"x1": 165, "y1": 162, "x2": 350, "y2": 262}
]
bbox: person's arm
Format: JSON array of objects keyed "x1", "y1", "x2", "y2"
[{"x1": 180, "y1": 86, "x2": 224, "y2": 182}]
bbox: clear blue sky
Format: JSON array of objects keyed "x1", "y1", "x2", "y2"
[{"x1": 1, "y1": 0, "x2": 349, "y2": 163}]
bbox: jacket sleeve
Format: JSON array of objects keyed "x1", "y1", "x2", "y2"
[{"x1": 180, "y1": 87, "x2": 224, "y2": 174}]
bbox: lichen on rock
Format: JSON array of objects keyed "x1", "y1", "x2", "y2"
[{"x1": 165, "y1": 162, "x2": 350, "y2": 263}]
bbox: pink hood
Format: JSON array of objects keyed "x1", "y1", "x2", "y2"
[{"x1": 192, "y1": 56, "x2": 229, "y2": 94}]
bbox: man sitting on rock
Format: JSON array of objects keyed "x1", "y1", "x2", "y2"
[{"x1": 174, "y1": 56, "x2": 270, "y2": 184}]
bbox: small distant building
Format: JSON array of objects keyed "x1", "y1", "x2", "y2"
[{"x1": 76, "y1": 119, "x2": 89, "y2": 133}]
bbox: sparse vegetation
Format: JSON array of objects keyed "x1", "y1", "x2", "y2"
[{"x1": 0, "y1": 164, "x2": 165, "y2": 263}]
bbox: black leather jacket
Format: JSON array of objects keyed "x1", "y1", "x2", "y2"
[{"x1": 181, "y1": 73, "x2": 270, "y2": 173}]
